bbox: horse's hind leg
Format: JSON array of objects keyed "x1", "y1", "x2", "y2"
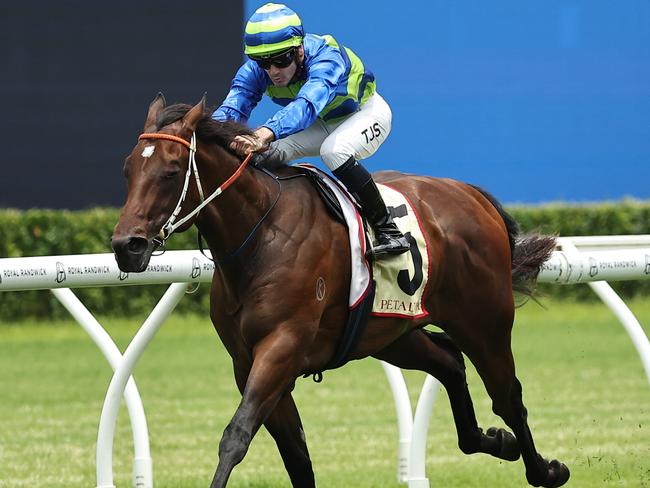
[
  {"x1": 461, "y1": 313, "x2": 570, "y2": 488},
  {"x1": 264, "y1": 392, "x2": 315, "y2": 487},
  {"x1": 373, "y1": 328, "x2": 520, "y2": 461}
]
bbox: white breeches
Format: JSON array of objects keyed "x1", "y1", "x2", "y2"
[{"x1": 269, "y1": 92, "x2": 392, "y2": 171}]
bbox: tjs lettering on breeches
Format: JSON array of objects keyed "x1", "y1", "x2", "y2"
[{"x1": 268, "y1": 92, "x2": 392, "y2": 170}]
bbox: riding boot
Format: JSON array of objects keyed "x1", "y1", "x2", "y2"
[{"x1": 333, "y1": 157, "x2": 410, "y2": 258}]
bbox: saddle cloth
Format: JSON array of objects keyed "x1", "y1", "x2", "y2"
[{"x1": 296, "y1": 164, "x2": 430, "y2": 319}]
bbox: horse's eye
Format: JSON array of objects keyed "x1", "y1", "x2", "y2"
[{"x1": 162, "y1": 170, "x2": 180, "y2": 179}]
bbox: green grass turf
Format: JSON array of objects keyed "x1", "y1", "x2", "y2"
[{"x1": 0, "y1": 298, "x2": 649, "y2": 488}]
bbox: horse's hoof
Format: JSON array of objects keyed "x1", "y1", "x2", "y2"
[
  {"x1": 547, "y1": 460, "x2": 570, "y2": 487},
  {"x1": 486, "y1": 427, "x2": 520, "y2": 461},
  {"x1": 527, "y1": 455, "x2": 570, "y2": 487}
]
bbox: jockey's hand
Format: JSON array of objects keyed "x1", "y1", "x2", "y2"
[{"x1": 230, "y1": 127, "x2": 275, "y2": 156}]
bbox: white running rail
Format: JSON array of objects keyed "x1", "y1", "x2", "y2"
[{"x1": 1, "y1": 236, "x2": 649, "y2": 487}]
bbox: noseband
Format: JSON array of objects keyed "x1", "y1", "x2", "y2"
[{"x1": 138, "y1": 132, "x2": 253, "y2": 245}]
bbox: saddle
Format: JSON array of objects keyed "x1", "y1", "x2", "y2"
[
  {"x1": 291, "y1": 165, "x2": 429, "y2": 321},
  {"x1": 292, "y1": 165, "x2": 347, "y2": 226}
]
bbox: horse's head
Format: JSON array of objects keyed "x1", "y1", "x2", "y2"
[{"x1": 112, "y1": 93, "x2": 205, "y2": 272}]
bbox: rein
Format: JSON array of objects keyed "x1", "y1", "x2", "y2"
[
  {"x1": 199, "y1": 164, "x2": 283, "y2": 265},
  {"x1": 138, "y1": 132, "x2": 253, "y2": 246}
]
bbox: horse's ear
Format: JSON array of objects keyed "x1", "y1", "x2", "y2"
[
  {"x1": 144, "y1": 92, "x2": 166, "y2": 131},
  {"x1": 182, "y1": 93, "x2": 207, "y2": 132}
]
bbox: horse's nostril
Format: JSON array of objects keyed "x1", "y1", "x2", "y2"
[{"x1": 127, "y1": 237, "x2": 148, "y2": 255}]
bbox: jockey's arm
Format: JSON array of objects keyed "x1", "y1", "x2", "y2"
[
  {"x1": 260, "y1": 97, "x2": 318, "y2": 140},
  {"x1": 231, "y1": 81, "x2": 335, "y2": 156},
  {"x1": 261, "y1": 56, "x2": 346, "y2": 140},
  {"x1": 212, "y1": 61, "x2": 265, "y2": 123}
]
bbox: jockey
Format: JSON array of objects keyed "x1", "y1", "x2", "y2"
[{"x1": 212, "y1": 2, "x2": 409, "y2": 258}]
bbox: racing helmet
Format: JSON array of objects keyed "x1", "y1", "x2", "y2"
[{"x1": 244, "y1": 3, "x2": 304, "y2": 58}]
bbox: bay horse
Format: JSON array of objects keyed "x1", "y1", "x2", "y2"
[{"x1": 112, "y1": 94, "x2": 568, "y2": 488}]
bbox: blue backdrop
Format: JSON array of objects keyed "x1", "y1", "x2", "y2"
[{"x1": 240, "y1": 1, "x2": 649, "y2": 203}]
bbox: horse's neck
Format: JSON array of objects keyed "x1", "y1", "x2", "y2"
[{"x1": 194, "y1": 146, "x2": 274, "y2": 266}]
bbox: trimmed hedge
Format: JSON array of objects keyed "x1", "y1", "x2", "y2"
[
  {"x1": 0, "y1": 208, "x2": 208, "y2": 320},
  {"x1": 508, "y1": 200, "x2": 650, "y2": 302},
  {"x1": 1, "y1": 201, "x2": 649, "y2": 319}
]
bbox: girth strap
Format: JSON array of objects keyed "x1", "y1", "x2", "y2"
[{"x1": 304, "y1": 280, "x2": 376, "y2": 382}]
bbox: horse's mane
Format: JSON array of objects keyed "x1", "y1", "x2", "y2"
[
  {"x1": 156, "y1": 103, "x2": 289, "y2": 168},
  {"x1": 155, "y1": 104, "x2": 253, "y2": 154}
]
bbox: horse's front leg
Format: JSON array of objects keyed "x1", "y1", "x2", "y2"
[
  {"x1": 210, "y1": 330, "x2": 305, "y2": 488},
  {"x1": 264, "y1": 392, "x2": 315, "y2": 487}
]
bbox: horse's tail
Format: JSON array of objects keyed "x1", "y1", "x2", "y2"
[
  {"x1": 469, "y1": 185, "x2": 556, "y2": 300},
  {"x1": 510, "y1": 233, "x2": 557, "y2": 299}
]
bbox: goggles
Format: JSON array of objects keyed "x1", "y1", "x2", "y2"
[{"x1": 250, "y1": 48, "x2": 296, "y2": 70}]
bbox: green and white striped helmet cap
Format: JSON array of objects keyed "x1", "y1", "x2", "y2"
[{"x1": 244, "y1": 3, "x2": 304, "y2": 57}]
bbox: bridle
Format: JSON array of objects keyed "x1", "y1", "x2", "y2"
[{"x1": 138, "y1": 132, "x2": 253, "y2": 246}]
